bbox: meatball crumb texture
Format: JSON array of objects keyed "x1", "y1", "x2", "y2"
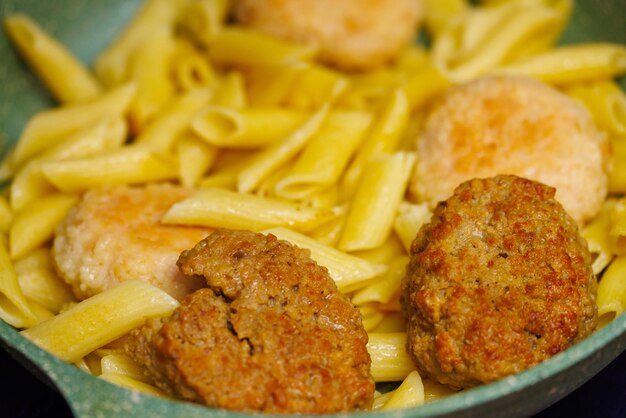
[
  {"x1": 126, "y1": 229, "x2": 374, "y2": 414},
  {"x1": 401, "y1": 175, "x2": 598, "y2": 389},
  {"x1": 409, "y1": 75, "x2": 609, "y2": 225},
  {"x1": 231, "y1": 0, "x2": 422, "y2": 71}
]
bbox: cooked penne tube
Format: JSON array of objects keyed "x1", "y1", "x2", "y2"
[
  {"x1": 352, "y1": 256, "x2": 409, "y2": 306},
  {"x1": 171, "y1": 40, "x2": 219, "y2": 93},
  {"x1": 247, "y1": 64, "x2": 304, "y2": 107},
  {"x1": 609, "y1": 138, "x2": 626, "y2": 194},
  {"x1": 381, "y1": 370, "x2": 424, "y2": 410},
  {"x1": 359, "y1": 304, "x2": 385, "y2": 332},
  {"x1": 498, "y1": 43, "x2": 626, "y2": 84},
  {"x1": 393, "y1": 202, "x2": 432, "y2": 251},
  {"x1": 581, "y1": 199, "x2": 616, "y2": 274},
  {"x1": 372, "y1": 391, "x2": 393, "y2": 411},
  {"x1": 26, "y1": 299, "x2": 55, "y2": 325},
  {"x1": 175, "y1": 133, "x2": 218, "y2": 188},
  {"x1": 307, "y1": 211, "x2": 346, "y2": 248},
  {"x1": 423, "y1": 0, "x2": 469, "y2": 35},
  {"x1": 286, "y1": 64, "x2": 350, "y2": 110},
  {"x1": 163, "y1": 187, "x2": 339, "y2": 232},
  {"x1": 14, "y1": 248, "x2": 75, "y2": 313},
  {"x1": 9, "y1": 193, "x2": 78, "y2": 260},
  {"x1": 339, "y1": 152, "x2": 416, "y2": 251},
  {"x1": 192, "y1": 106, "x2": 309, "y2": 149},
  {"x1": 4, "y1": 14, "x2": 102, "y2": 103},
  {"x1": 0, "y1": 239, "x2": 36, "y2": 328},
  {"x1": 179, "y1": 0, "x2": 230, "y2": 46},
  {"x1": 127, "y1": 27, "x2": 176, "y2": 133},
  {"x1": 566, "y1": 80, "x2": 626, "y2": 137},
  {"x1": 101, "y1": 373, "x2": 170, "y2": 398},
  {"x1": 403, "y1": 63, "x2": 450, "y2": 110},
  {"x1": 11, "y1": 117, "x2": 127, "y2": 211},
  {"x1": 12, "y1": 83, "x2": 136, "y2": 167},
  {"x1": 609, "y1": 198, "x2": 626, "y2": 254},
  {"x1": 136, "y1": 88, "x2": 213, "y2": 152},
  {"x1": 237, "y1": 103, "x2": 331, "y2": 193},
  {"x1": 596, "y1": 255, "x2": 626, "y2": 328},
  {"x1": 274, "y1": 110, "x2": 373, "y2": 199},
  {"x1": 342, "y1": 89, "x2": 410, "y2": 192},
  {"x1": 93, "y1": 0, "x2": 186, "y2": 86},
  {"x1": 21, "y1": 280, "x2": 179, "y2": 363},
  {"x1": 262, "y1": 227, "x2": 387, "y2": 292},
  {"x1": 0, "y1": 195, "x2": 13, "y2": 234},
  {"x1": 351, "y1": 235, "x2": 407, "y2": 265},
  {"x1": 212, "y1": 71, "x2": 248, "y2": 108},
  {"x1": 40, "y1": 146, "x2": 177, "y2": 192},
  {"x1": 367, "y1": 332, "x2": 415, "y2": 382},
  {"x1": 209, "y1": 27, "x2": 318, "y2": 68},
  {"x1": 100, "y1": 354, "x2": 151, "y2": 383},
  {"x1": 371, "y1": 312, "x2": 406, "y2": 333}
]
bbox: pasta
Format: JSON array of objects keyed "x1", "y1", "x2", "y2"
[{"x1": 2, "y1": 0, "x2": 626, "y2": 413}]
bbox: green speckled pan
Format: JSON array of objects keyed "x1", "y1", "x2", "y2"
[{"x1": 1, "y1": 1, "x2": 626, "y2": 417}]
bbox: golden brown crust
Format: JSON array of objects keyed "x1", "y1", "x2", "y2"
[
  {"x1": 52, "y1": 184, "x2": 212, "y2": 300},
  {"x1": 401, "y1": 175, "x2": 598, "y2": 389},
  {"x1": 231, "y1": 0, "x2": 422, "y2": 71},
  {"x1": 409, "y1": 75, "x2": 609, "y2": 224},
  {"x1": 127, "y1": 229, "x2": 374, "y2": 413}
]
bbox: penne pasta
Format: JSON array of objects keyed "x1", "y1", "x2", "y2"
[
  {"x1": 211, "y1": 71, "x2": 248, "y2": 108},
  {"x1": 367, "y1": 332, "x2": 415, "y2": 382},
  {"x1": 21, "y1": 280, "x2": 179, "y2": 363},
  {"x1": 237, "y1": 103, "x2": 331, "y2": 193},
  {"x1": 100, "y1": 354, "x2": 151, "y2": 383},
  {"x1": 14, "y1": 248, "x2": 76, "y2": 313},
  {"x1": 179, "y1": 0, "x2": 230, "y2": 46},
  {"x1": 0, "y1": 195, "x2": 13, "y2": 234},
  {"x1": 393, "y1": 202, "x2": 432, "y2": 251},
  {"x1": 262, "y1": 227, "x2": 387, "y2": 292},
  {"x1": 162, "y1": 187, "x2": 339, "y2": 233},
  {"x1": 498, "y1": 43, "x2": 626, "y2": 84},
  {"x1": 127, "y1": 27, "x2": 176, "y2": 133},
  {"x1": 101, "y1": 373, "x2": 170, "y2": 398},
  {"x1": 192, "y1": 106, "x2": 309, "y2": 149},
  {"x1": 581, "y1": 199, "x2": 616, "y2": 274},
  {"x1": 608, "y1": 138, "x2": 626, "y2": 194},
  {"x1": 209, "y1": 27, "x2": 318, "y2": 69},
  {"x1": 4, "y1": 14, "x2": 102, "y2": 103},
  {"x1": 93, "y1": 0, "x2": 186, "y2": 86},
  {"x1": 359, "y1": 304, "x2": 385, "y2": 332},
  {"x1": 175, "y1": 132, "x2": 218, "y2": 188},
  {"x1": 41, "y1": 146, "x2": 177, "y2": 192},
  {"x1": 381, "y1": 370, "x2": 425, "y2": 410},
  {"x1": 274, "y1": 110, "x2": 373, "y2": 199},
  {"x1": 566, "y1": 80, "x2": 626, "y2": 137},
  {"x1": 11, "y1": 83, "x2": 136, "y2": 167},
  {"x1": 9, "y1": 193, "x2": 78, "y2": 260},
  {"x1": 596, "y1": 255, "x2": 626, "y2": 328},
  {"x1": 342, "y1": 89, "x2": 410, "y2": 192},
  {"x1": 339, "y1": 152, "x2": 416, "y2": 252},
  {"x1": 0, "y1": 239, "x2": 37, "y2": 328},
  {"x1": 136, "y1": 88, "x2": 213, "y2": 152},
  {"x1": 352, "y1": 256, "x2": 409, "y2": 306}
]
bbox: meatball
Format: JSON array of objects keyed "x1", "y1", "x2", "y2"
[
  {"x1": 409, "y1": 75, "x2": 609, "y2": 224},
  {"x1": 401, "y1": 175, "x2": 598, "y2": 389},
  {"x1": 52, "y1": 184, "x2": 212, "y2": 300},
  {"x1": 126, "y1": 229, "x2": 374, "y2": 413},
  {"x1": 231, "y1": 0, "x2": 422, "y2": 71}
]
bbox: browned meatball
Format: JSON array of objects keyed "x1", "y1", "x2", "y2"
[
  {"x1": 401, "y1": 175, "x2": 597, "y2": 389},
  {"x1": 126, "y1": 229, "x2": 374, "y2": 414}
]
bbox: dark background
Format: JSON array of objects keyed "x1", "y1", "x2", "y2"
[{"x1": 1, "y1": 346, "x2": 624, "y2": 418}]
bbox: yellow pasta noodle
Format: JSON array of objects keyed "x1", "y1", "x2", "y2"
[
  {"x1": 212, "y1": 71, "x2": 248, "y2": 108},
  {"x1": 339, "y1": 152, "x2": 416, "y2": 251},
  {"x1": 262, "y1": 227, "x2": 387, "y2": 292},
  {"x1": 4, "y1": 14, "x2": 102, "y2": 103},
  {"x1": 14, "y1": 248, "x2": 75, "y2": 313},
  {"x1": 11, "y1": 83, "x2": 136, "y2": 167},
  {"x1": 274, "y1": 110, "x2": 373, "y2": 199},
  {"x1": 100, "y1": 354, "x2": 151, "y2": 383},
  {"x1": 566, "y1": 80, "x2": 626, "y2": 137},
  {"x1": 393, "y1": 202, "x2": 432, "y2": 251},
  {"x1": 581, "y1": 199, "x2": 616, "y2": 274},
  {"x1": 41, "y1": 146, "x2": 177, "y2": 192},
  {"x1": 0, "y1": 239, "x2": 36, "y2": 328},
  {"x1": 171, "y1": 39, "x2": 219, "y2": 93},
  {"x1": 596, "y1": 255, "x2": 626, "y2": 328},
  {"x1": 609, "y1": 138, "x2": 626, "y2": 194},
  {"x1": 352, "y1": 256, "x2": 409, "y2": 306},
  {"x1": 101, "y1": 373, "x2": 170, "y2": 398},
  {"x1": 178, "y1": 0, "x2": 229, "y2": 46},
  {"x1": 381, "y1": 370, "x2": 425, "y2": 410},
  {"x1": 9, "y1": 193, "x2": 78, "y2": 260},
  {"x1": 21, "y1": 280, "x2": 179, "y2": 363},
  {"x1": 367, "y1": 332, "x2": 415, "y2": 382},
  {"x1": 192, "y1": 106, "x2": 309, "y2": 149},
  {"x1": 162, "y1": 187, "x2": 339, "y2": 233},
  {"x1": 175, "y1": 132, "x2": 218, "y2": 188}
]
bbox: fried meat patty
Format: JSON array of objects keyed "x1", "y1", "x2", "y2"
[
  {"x1": 126, "y1": 229, "x2": 374, "y2": 413},
  {"x1": 409, "y1": 75, "x2": 608, "y2": 224},
  {"x1": 401, "y1": 175, "x2": 598, "y2": 389},
  {"x1": 231, "y1": 0, "x2": 422, "y2": 71},
  {"x1": 52, "y1": 184, "x2": 212, "y2": 300}
]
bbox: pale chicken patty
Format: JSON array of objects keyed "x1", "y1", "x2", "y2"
[
  {"x1": 126, "y1": 229, "x2": 374, "y2": 414},
  {"x1": 402, "y1": 175, "x2": 598, "y2": 389},
  {"x1": 52, "y1": 184, "x2": 212, "y2": 300}
]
